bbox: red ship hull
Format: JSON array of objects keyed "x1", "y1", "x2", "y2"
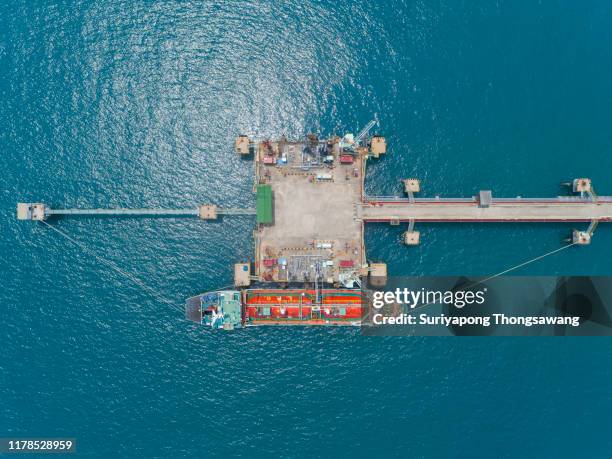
[{"x1": 244, "y1": 289, "x2": 364, "y2": 326}]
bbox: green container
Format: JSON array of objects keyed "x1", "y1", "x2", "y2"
[{"x1": 256, "y1": 184, "x2": 273, "y2": 224}]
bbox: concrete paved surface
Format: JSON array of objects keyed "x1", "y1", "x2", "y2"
[{"x1": 359, "y1": 200, "x2": 612, "y2": 222}]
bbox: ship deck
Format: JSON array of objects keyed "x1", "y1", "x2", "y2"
[{"x1": 244, "y1": 288, "x2": 364, "y2": 325}]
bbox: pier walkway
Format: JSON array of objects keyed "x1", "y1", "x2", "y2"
[
  {"x1": 17, "y1": 204, "x2": 255, "y2": 221},
  {"x1": 359, "y1": 196, "x2": 612, "y2": 222},
  {"x1": 46, "y1": 207, "x2": 255, "y2": 216},
  {"x1": 47, "y1": 208, "x2": 200, "y2": 217}
]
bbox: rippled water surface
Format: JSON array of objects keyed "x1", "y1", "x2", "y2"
[{"x1": 2, "y1": 1, "x2": 612, "y2": 456}]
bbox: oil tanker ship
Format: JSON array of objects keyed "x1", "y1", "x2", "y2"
[{"x1": 186, "y1": 289, "x2": 364, "y2": 330}]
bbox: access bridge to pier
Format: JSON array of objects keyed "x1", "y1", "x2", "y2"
[
  {"x1": 16, "y1": 204, "x2": 255, "y2": 221},
  {"x1": 356, "y1": 176, "x2": 609, "y2": 247},
  {"x1": 359, "y1": 196, "x2": 612, "y2": 223}
]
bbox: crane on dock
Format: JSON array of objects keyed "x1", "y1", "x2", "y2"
[{"x1": 354, "y1": 117, "x2": 379, "y2": 145}]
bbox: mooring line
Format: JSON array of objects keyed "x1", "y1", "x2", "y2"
[
  {"x1": 398, "y1": 241, "x2": 579, "y2": 314},
  {"x1": 40, "y1": 220, "x2": 182, "y2": 313},
  {"x1": 474, "y1": 242, "x2": 578, "y2": 286}
]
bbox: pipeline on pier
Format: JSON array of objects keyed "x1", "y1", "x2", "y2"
[
  {"x1": 16, "y1": 203, "x2": 255, "y2": 221},
  {"x1": 359, "y1": 196, "x2": 612, "y2": 223},
  {"x1": 362, "y1": 178, "x2": 609, "y2": 247}
]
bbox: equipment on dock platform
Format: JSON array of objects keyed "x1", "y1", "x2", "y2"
[
  {"x1": 341, "y1": 133, "x2": 355, "y2": 146},
  {"x1": 355, "y1": 118, "x2": 379, "y2": 145},
  {"x1": 262, "y1": 258, "x2": 277, "y2": 267},
  {"x1": 571, "y1": 219, "x2": 599, "y2": 245},
  {"x1": 403, "y1": 218, "x2": 420, "y2": 245},
  {"x1": 573, "y1": 178, "x2": 592, "y2": 194},
  {"x1": 316, "y1": 173, "x2": 333, "y2": 181}
]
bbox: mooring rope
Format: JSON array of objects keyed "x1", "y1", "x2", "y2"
[
  {"x1": 406, "y1": 241, "x2": 580, "y2": 314},
  {"x1": 475, "y1": 241, "x2": 578, "y2": 286},
  {"x1": 40, "y1": 220, "x2": 580, "y2": 320},
  {"x1": 40, "y1": 220, "x2": 182, "y2": 313}
]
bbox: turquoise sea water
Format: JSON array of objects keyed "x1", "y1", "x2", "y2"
[{"x1": 2, "y1": 1, "x2": 612, "y2": 457}]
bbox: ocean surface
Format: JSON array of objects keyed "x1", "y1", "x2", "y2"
[{"x1": 2, "y1": 1, "x2": 612, "y2": 457}]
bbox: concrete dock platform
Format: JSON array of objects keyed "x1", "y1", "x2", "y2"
[
  {"x1": 254, "y1": 137, "x2": 365, "y2": 285},
  {"x1": 16, "y1": 203, "x2": 46, "y2": 220}
]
